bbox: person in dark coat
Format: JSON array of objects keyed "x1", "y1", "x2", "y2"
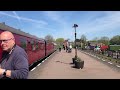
[
  {"x1": 63, "y1": 45, "x2": 65, "y2": 50},
  {"x1": 58, "y1": 45, "x2": 61, "y2": 52}
]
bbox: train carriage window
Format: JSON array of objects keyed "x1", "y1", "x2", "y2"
[
  {"x1": 39, "y1": 43, "x2": 45, "y2": 50},
  {"x1": 20, "y1": 37, "x2": 27, "y2": 50},
  {"x1": 38, "y1": 42, "x2": 41, "y2": 49},
  {"x1": 35, "y1": 41, "x2": 39, "y2": 50},
  {"x1": 30, "y1": 40, "x2": 36, "y2": 51},
  {"x1": 30, "y1": 40, "x2": 38, "y2": 51}
]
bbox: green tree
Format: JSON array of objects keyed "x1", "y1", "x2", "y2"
[
  {"x1": 92, "y1": 37, "x2": 99, "y2": 42},
  {"x1": 80, "y1": 34, "x2": 87, "y2": 43},
  {"x1": 98, "y1": 36, "x2": 109, "y2": 45},
  {"x1": 110, "y1": 35, "x2": 120, "y2": 45},
  {"x1": 80, "y1": 35, "x2": 87, "y2": 49},
  {"x1": 55, "y1": 38, "x2": 64, "y2": 46}
]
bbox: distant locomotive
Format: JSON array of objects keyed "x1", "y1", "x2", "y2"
[{"x1": 0, "y1": 22, "x2": 56, "y2": 67}]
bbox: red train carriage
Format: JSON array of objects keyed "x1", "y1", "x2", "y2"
[
  {"x1": 45, "y1": 41, "x2": 55, "y2": 56},
  {"x1": 0, "y1": 22, "x2": 56, "y2": 66}
]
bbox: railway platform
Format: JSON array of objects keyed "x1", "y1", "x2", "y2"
[{"x1": 28, "y1": 49, "x2": 120, "y2": 79}]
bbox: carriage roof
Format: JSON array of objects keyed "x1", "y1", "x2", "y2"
[{"x1": 0, "y1": 22, "x2": 44, "y2": 41}]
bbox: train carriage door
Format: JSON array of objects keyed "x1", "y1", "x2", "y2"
[{"x1": 27, "y1": 38, "x2": 32, "y2": 51}]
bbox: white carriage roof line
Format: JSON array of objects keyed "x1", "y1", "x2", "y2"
[{"x1": 0, "y1": 22, "x2": 44, "y2": 41}]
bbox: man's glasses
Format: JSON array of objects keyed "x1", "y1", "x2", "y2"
[{"x1": 0, "y1": 38, "x2": 14, "y2": 43}]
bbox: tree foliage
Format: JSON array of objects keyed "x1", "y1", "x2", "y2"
[
  {"x1": 98, "y1": 36, "x2": 109, "y2": 45},
  {"x1": 44, "y1": 34, "x2": 54, "y2": 42},
  {"x1": 80, "y1": 34, "x2": 87, "y2": 43},
  {"x1": 109, "y1": 35, "x2": 120, "y2": 45},
  {"x1": 55, "y1": 38, "x2": 64, "y2": 45}
]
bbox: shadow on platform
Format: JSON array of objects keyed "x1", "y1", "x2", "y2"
[{"x1": 55, "y1": 61, "x2": 70, "y2": 64}]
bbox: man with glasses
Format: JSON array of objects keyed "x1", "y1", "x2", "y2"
[{"x1": 0, "y1": 31, "x2": 29, "y2": 79}]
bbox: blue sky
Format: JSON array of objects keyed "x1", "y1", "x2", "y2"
[{"x1": 0, "y1": 11, "x2": 120, "y2": 41}]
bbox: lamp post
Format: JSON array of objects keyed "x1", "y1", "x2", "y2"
[{"x1": 73, "y1": 24, "x2": 78, "y2": 59}]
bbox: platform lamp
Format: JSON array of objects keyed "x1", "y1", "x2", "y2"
[{"x1": 73, "y1": 24, "x2": 78, "y2": 59}]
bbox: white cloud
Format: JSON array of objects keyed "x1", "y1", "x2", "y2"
[
  {"x1": 78, "y1": 11, "x2": 120, "y2": 35},
  {"x1": 0, "y1": 11, "x2": 47, "y2": 25}
]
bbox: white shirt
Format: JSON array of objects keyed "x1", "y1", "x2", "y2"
[{"x1": 70, "y1": 45, "x2": 72, "y2": 49}]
